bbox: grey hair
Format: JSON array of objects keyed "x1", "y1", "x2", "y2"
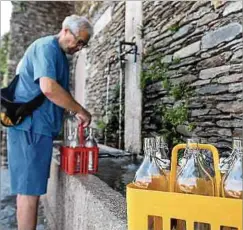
[{"x1": 62, "y1": 15, "x2": 93, "y2": 38}]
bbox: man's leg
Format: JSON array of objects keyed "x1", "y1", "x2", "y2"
[
  {"x1": 7, "y1": 129, "x2": 52, "y2": 230},
  {"x1": 17, "y1": 194, "x2": 39, "y2": 230}
]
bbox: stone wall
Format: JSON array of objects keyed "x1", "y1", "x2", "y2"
[
  {"x1": 73, "y1": 1, "x2": 242, "y2": 151},
  {"x1": 141, "y1": 1, "x2": 242, "y2": 149},
  {"x1": 78, "y1": 2, "x2": 126, "y2": 148},
  {"x1": 6, "y1": 1, "x2": 243, "y2": 151}
]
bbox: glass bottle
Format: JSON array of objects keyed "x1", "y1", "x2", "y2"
[
  {"x1": 219, "y1": 155, "x2": 231, "y2": 178},
  {"x1": 175, "y1": 139, "x2": 215, "y2": 230},
  {"x1": 133, "y1": 138, "x2": 153, "y2": 189},
  {"x1": 220, "y1": 138, "x2": 242, "y2": 230},
  {"x1": 150, "y1": 136, "x2": 170, "y2": 191},
  {"x1": 147, "y1": 152, "x2": 166, "y2": 191},
  {"x1": 85, "y1": 128, "x2": 98, "y2": 171},
  {"x1": 134, "y1": 137, "x2": 168, "y2": 230},
  {"x1": 222, "y1": 138, "x2": 242, "y2": 199},
  {"x1": 155, "y1": 136, "x2": 170, "y2": 169},
  {"x1": 133, "y1": 137, "x2": 170, "y2": 190},
  {"x1": 64, "y1": 111, "x2": 80, "y2": 148}
]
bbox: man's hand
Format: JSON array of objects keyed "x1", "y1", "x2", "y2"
[
  {"x1": 40, "y1": 77, "x2": 92, "y2": 126},
  {"x1": 75, "y1": 109, "x2": 91, "y2": 128}
]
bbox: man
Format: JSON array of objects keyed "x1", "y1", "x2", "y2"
[{"x1": 7, "y1": 15, "x2": 93, "y2": 230}]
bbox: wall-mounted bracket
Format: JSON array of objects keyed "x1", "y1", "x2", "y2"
[{"x1": 107, "y1": 41, "x2": 139, "y2": 73}]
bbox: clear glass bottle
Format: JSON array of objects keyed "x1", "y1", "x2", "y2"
[
  {"x1": 85, "y1": 128, "x2": 98, "y2": 171},
  {"x1": 134, "y1": 137, "x2": 168, "y2": 230},
  {"x1": 220, "y1": 139, "x2": 242, "y2": 230},
  {"x1": 133, "y1": 138, "x2": 153, "y2": 189},
  {"x1": 222, "y1": 138, "x2": 242, "y2": 199},
  {"x1": 175, "y1": 139, "x2": 215, "y2": 230},
  {"x1": 64, "y1": 111, "x2": 80, "y2": 148},
  {"x1": 219, "y1": 155, "x2": 231, "y2": 178},
  {"x1": 149, "y1": 136, "x2": 170, "y2": 191},
  {"x1": 155, "y1": 136, "x2": 170, "y2": 169},
  {"x1": 133, "y1": 136, "x2": 170, "y2": 191},
  {"x1": 147, "y1": 153, "x2": 167, "y2": 191}
]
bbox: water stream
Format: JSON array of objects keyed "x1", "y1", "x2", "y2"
[{"x1": 104, "y1": 72, "x2": 110, "y2": 146}]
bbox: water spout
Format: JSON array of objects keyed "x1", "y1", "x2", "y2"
[
  {"x1": 118, "y1": 60, "x2": 124, "y2": 150},
  {"x1": 105, "y1": 72, "x2": 110, "y2": 146}
]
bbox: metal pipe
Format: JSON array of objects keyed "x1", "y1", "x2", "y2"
[
  {"x1": 108, "y1": 48, "x2": 133, "y2": 70},
  {"x1": 107, "y1": 41, "x2": 138, "y2": 148},
  {"x1": 120, "y1": 48, "x2": 134, "y2": 57},
  {"x1": 134, "y1": 45, "x2": 138, "y2": 62},
  {"x1": 120, "y1": 41, "x2": 136, "y2": 46}
]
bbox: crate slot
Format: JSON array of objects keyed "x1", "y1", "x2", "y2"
[{"x1": 60, "y1": 146, "x2": 99, "y2": 175}]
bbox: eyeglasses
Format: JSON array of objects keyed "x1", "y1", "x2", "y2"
[{"x1": 69, "y1": 30, "x2": 89, "y2": 49}]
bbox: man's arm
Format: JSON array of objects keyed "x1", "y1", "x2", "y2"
[{"x1": 39, "y1": 76, "x2": 91, "y2": 127}]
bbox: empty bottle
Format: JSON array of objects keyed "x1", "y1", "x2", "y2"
[
  {"x1": 85, "y1": 127, "x2": 97, "y2": 171},
  {"x1": 220, "y1": 138, "x2": 242, "y2": 230},
  {"x1": 222, "y1": 138, "x2": 242, "y2": 199},
  {"x1": 150, "y1": 136, "x2": 170, "y2": 191},
  {"x1": 133, "y1": 138, "x2": 153, "y2": 189},
  {"x1": 64, "y1": 111, "x2": 80, "y2": 148},
  {"x1": 175, "y1": 139, "x2": 215, "y2": 230},
  {"x1": 133, "y1": 137, "x2": 170, "y2": 230}
]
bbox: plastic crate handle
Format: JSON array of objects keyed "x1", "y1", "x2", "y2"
[
  {"x1": 79, "y1": 124, "x2": 84, "y2": 146},
  {"x1": 169, "y1": 143, "x2": 221, "y2": 197}
]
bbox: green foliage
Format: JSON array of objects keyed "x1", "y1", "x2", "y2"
[
  {"x1": 96, "y1": 119, "x2": 107, "y2": 130},
  {"x1": 170, "y1": 82, "x2": 194, "y2": 101},
  {"x1": 162, "y1": 77, "x2": 171, "y2": 90},
  {"x1": 20, "y1": 2, "x2": 27, "y2": 11},
  {"x1": 141, "y1": 54, "x2": 195, "y2": 150},
  {"x1": 163, "y1": 104, "x2": 188, "y2": 127},
  {"x1": 15, "y1": 2, "x2": 27, "y2": 12},
  {"x1": 188, "y1": 123, "x2": 196, "y2": 132},
  {"x1": 158, "y1": 103, "x2": 189, "y2": 148},
  {"x1": 170, "y1": 84, "x2": 182, "y2": 101},
  {"x1": 140, "y1": 71, "x2": 147, "y2": 90},
  {"x1": 172, "y1": 56, "x2": 181, "y2": 64},
  {"x1": 0, "y1": 33, "x2": 10, "y2": 86},
  {"x1": 140, "y1": 57, "x2": 168, "y2": 90},
  {"x1": 169, "y1": 23, "x2": 180, "y2": 33}
]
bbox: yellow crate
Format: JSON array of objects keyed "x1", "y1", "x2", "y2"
[{"x1": 126, "y1": 144, "x2": 242, "y2": 230}]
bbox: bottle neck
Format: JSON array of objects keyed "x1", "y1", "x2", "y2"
[
  {"x1": 185, "y1": 138, "x2": 200, "y2": 157},
  {"x1": 233, "y1": 139, "x2": 243, "y2": 152},
  {"x1": 89, "y1": 128, "x2": 93, "y2": 138}
]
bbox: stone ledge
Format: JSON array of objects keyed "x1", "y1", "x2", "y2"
[{"x1": 42, "y1": 160, "x2": 127, "y2": 230}]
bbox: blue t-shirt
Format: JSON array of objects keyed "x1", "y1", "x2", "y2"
[{"x1": 12, "y1": 35, "x2": 69, "y2": 137}]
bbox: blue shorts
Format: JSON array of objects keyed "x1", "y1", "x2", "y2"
[{"x1": 7, "y1": 128, "x2": 53, "y2": 195}]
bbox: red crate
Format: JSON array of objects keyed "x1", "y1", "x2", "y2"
[
  {"x1": 60, "y1": 125, "x2": 99, "y2": 175},
  {"x1": 60, "y1": 146, "x2": 99, "y2": 175}
]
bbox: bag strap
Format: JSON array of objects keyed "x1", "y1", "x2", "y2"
[
  {"x1": 15, "y1": 93, "x2": 45, "y2": 117},
  {"x1": 1, "y1": 75, "x2": 20, "y2": 101},
  {"x1": 1, "y1": 74, "x2": 46, "y2": 117}
]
